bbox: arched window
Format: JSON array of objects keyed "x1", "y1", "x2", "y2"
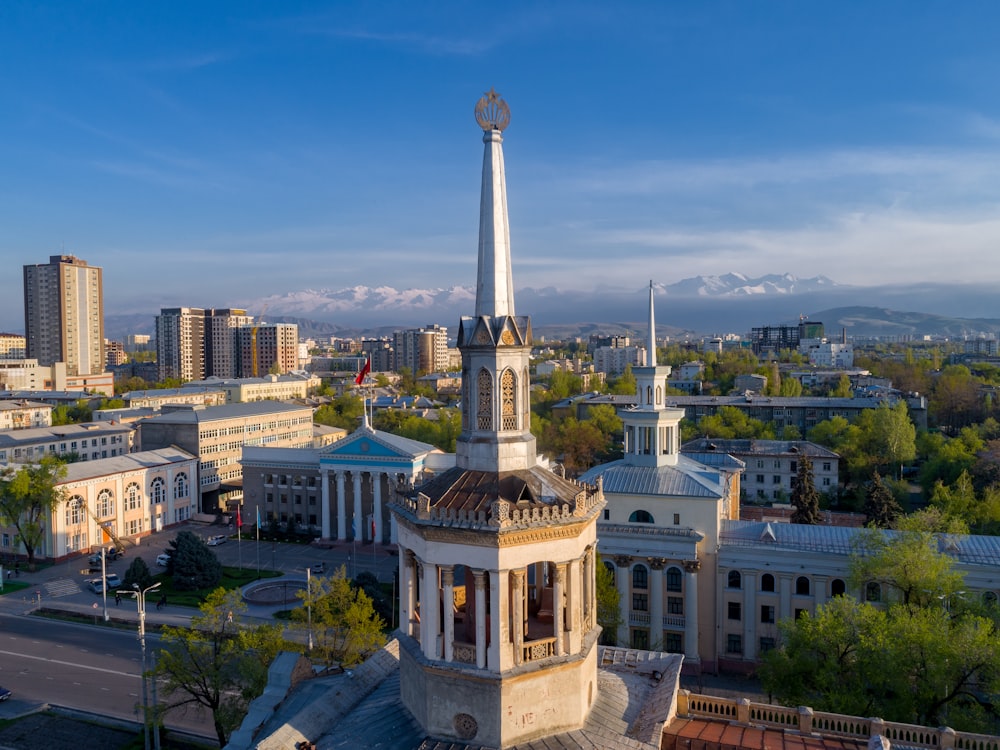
[
  {"x1": 174, "y1": 472, "x2": 189, "y2": 499},
  {"x1": 150, "y1": 478, "x2": 165, "y2": 505},
  {"x1": 728, "y1": 570, "x2": 742, "y2": 589},
  {"x1": 865, "y1": 582, "x2": 882, "y2": 602},
  {"x1": 761, "y1": 573, "x2": 775, "y2": 592},
  {"x1": 477, "y1": 368, "x2": 493, "y2": 430},
  {"x1": 831, "y1": 579, "x2": 847, "y2": 597},
  {"x1": 628, "y1": 509, "x2": 655, "y2": 524},
  {"x1": 500, "y1": 369, "x2": 517, "y2": 430},
  {"x1": 795, "y1": 576, "x2": 811, "y2": 596},
  {"x1": 632, "y1": 564, "x2": 648, "y2": 590},
  {"x1": 983, "y1": 591, "x2": 998, "y2": 607},
  {"x1": 655, "y1": 385, "x2": 662, "y2": 405},
  {"x1": 666, "y1": 566, "x2": 682, "y2": 592},
  {"x1": 603, "y1": 560, "x2": 615, "y2": 585},
  {"x1": 65, "y1": 495, "x2": 84, "y2": 526},
  {"x1": 125, "y1": 482, "x2": 141, "y2": 511},
  {"x1": 97, "y1": 489, "x2": 114, "y2": 518},
  {"x1": 646, "y1": 385, "x2": 653, "y2": 405}
]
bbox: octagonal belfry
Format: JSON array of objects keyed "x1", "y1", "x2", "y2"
[{"x1": 390, "y1": 89, "x2": 606, "y2": 748}]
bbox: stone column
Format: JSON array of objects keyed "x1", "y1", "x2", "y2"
[
  {"x1": 683, "y1": 559, "x2": 701, "y2": 660},
  {"x1": 320, "y1": 468, "x2": 332, "y2": 539},
  {"x1": 743, "y1": 571, "x2": 757, "y2": 663},
  {"x1": 441, "y1": 565, "x2": 455, "y2": 662},
  {"x1": 401, "y1": 549, "x2": 415, "y2": 637},
  {"x1": 649, "y1": 558, "x2": 666, "y2": 649},
  {"x1": 553, "y1": 563, "x2": 566, "y2": 656},
  {"x1": 352, "y1": 471, "x2": 363, "y2": 540},
  {"x1": 371, "y1": 471, "x2": 383, "y2": 544},
  {"x1": 489, "y1": 569, "x2": 508, "y2": 670},
  {"x1": 779, "y1": 574, "x2": 793, "y2": 621},
  {"x1": 511, "y1": 569, "x2": 525, "y2": 665},
  {"x1": 474, "y1": 569, "x2": 487, "y2": 669},
  {"x1": 567, "y1": 557, "x2": 582, "y2": 653},
  {"x1": 814, "y1": 575, "x2": 828, "y2": 608},
  {"x1": 422, "y1": 560, "x2": 439, "y2": 660},
  {"x1": 335, "y1": 471, "x2": 346, "y2": 541},
  {"x1": 614, "y1": 555, "x2": 631, "y2": 647},
  {"x1": 582, "y1": 547, "x2": 593, "y2": 630}
]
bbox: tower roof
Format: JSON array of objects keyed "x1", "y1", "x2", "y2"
[{"x1": 475, "y1": 90, "x2": 515, "y2": 318}]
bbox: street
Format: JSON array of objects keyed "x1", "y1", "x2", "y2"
[{"x1": 0, "y1": 612, "x2": 214, "y2": 738}]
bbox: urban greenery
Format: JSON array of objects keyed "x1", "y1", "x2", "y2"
[{"x1": 0, "y1": 455, "x2": 66, "y2": 567}]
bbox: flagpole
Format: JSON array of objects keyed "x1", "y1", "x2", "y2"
[{"x1": 256, "y1": 506, "x2": 261, "y2": 579}]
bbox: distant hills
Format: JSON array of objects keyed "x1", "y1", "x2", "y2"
[{"x1": 103, "y1": 274, "x2": 1000, "y2": 341}]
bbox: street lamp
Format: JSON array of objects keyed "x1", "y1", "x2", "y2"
[{"x1": 128, "y1": 581, "x2": 161, "y2": 750}]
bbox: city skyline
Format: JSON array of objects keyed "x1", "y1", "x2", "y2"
[{"x1": 4, "y1": 2, "x2": 1000, "y2": 330}]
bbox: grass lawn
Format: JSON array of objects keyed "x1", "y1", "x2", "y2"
[
  {"x1": 152, "y1": 566, "x2": 281, "y2": 608},
  {"x1": 0, "y1": 580, "x2": 32, "y2": 597}
]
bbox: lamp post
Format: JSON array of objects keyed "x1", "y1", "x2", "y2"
[
  {"x1": 306, "y1": 566, "x2": 313, "y2": 652},
  {"x1": 128, "y1": 581, "x2": 161, "y2": 750}
]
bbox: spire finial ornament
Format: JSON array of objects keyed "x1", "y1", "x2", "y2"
[{"x1": 475, "y1": 87, "x2": 511, "y2": 132}]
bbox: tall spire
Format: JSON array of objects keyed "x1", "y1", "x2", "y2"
[
  {"x1": 475, "y1": 88, "x2": 515, "y2": 318},
  {"x1": 647, "y1": 280, "x2": 656, "y2": 367}
]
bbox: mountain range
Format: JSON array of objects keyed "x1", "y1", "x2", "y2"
[{"x1": 103, "y1": 273, "x2": 1000, "y2": 342}]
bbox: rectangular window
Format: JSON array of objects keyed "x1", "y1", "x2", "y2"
[
  {"x1": 795, "y1": 608, "x2": 807, "y2": 620},
  {"x1": 823, "y1": 477, "x2": 831, "y2": 486},
  {"x1": 603, "y1": 508, "x2": 610, "y2": 520},
  {"x1": 756, "y1": 460, "x2": 764, "y2": 469},
  {"x1": 774, "y1": 460, "x2": 781, "y2": 468},
  {"x1": 773, "y1": 475, "x2": 781, "y2": 484},
  {"x1": 632, "y1": 593, "x2": 648, "y2": 611},
  {"x1": 673, "y1": 513, "x2": 680, "y2": 525},
  {"x1": 631, "y1": 629, "x2": 649, "y2": 650},
  {"x1": 823, "y1": 462, "x2": 831, "y2": 471},
  {"x1": 759, "y1": 637, "x2": 776, "y2": 653},
  {"x1": 665, "y1": 632, "x2": 683, "y2": 653},
  {"x1": 728, "y1": 602, "x2": 741, "y2": 621},
  {"x1": 726, "y1": 634, "x2": 743, "y2": 654},
  {"x1": 790, "y1": 461, "x2": 797, "y2": 472},
  {"x1": 760, "y1": 605, "x2": 775, "y2": 624},
  {"x1": 756, "y1": 474, "x2": 764, "y2": 484},
  {"x1": 667, "y1": 596, "x2": 683, "y2": 615}
]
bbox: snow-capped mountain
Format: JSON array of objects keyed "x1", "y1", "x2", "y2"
[{"x1": 660, "y1": 273, "x2": 837, "y2": 297}]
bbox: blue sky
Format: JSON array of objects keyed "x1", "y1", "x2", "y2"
[{"x1": 3, "y1": 1, "x2": 1000, "y2": 330}]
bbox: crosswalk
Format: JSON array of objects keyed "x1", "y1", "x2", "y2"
[{"x1": 44, "y1": 578, "x2": 83, "y2": 598}]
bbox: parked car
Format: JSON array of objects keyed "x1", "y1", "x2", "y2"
[
  {"x1": 87, "y1": 578, "x2": 106, "y2": 594},
  {"x1": 207, "y1": 535, "x2": 227, "y2": 546},
  {"x1": 155, "y1": 553, "x2": 172, "y2": 567},
  {"x1": 0, "y1": 686, "x2": 11, "y2": 701},
  {"x1": 106, "y1": 547, "x2": 124, "y2": 561},
  {"x1": 87, "y1": 554, "x2": 103, "y2": 572},
  {"x1": 104, "y1": 573, "x2": 121, "y2": 589},
  {"x1": 309, "y1": 562, "x2": 326, "y2": 575}
]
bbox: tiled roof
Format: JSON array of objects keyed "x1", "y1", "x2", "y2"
[{"x1": 414, "y1": 465, "x2": 585, "y2": 514}]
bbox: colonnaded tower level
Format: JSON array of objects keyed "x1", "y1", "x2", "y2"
[{"x1": 390, "y1": 90, "x2": 606, "y2": 748}]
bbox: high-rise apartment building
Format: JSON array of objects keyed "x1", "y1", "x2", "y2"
[
  {"x1": 206, "y1": 308, "x2": 252, "y2": 378},
  {"x1": 237, "y1": 323, "x2": 298, "y2": 377},
  {"x1": 392, "y1": 324, "x2": 449, "y2": 374},
  {"x1": 156, "y1": 307, "x2": 207, "y2": 382},
  {"x1": 23, "y1": 255, "x2": 104, "y2": 376}
]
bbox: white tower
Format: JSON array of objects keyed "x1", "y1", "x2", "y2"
[
  {"x1": 619, "y1": 281, "x2": 686, "y2": 467},
  {"x1": 391, "y1": 90, "x2": 605, "y2": 748}
]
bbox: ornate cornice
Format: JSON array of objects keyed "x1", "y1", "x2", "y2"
[{"x1": 682, "y1": 559, "x2": 702, "y2": 574}]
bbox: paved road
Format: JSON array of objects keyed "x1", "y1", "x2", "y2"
[{"x1": 0, "y1": 611, "x2": 214, "y2": 738}]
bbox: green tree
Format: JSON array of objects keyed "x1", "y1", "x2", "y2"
[
  {"x1": 293, "y1": 565, "x2": 385, "y2": 668},
  {"x1": 595, "y1": 556, "x2": 622, "y2": 646},
  {"x1": 931, "y1": 365, "x2": 983, "y2": 431},
  {"x1": 828, "y1": 374, "x2": 854, "y2": 398},
  {"x1": 862, "y1": 472, "x2": 902, "y2": 529},
  {"x1": 862, "y1": 401, "x2": 917, "y2": 479},
  {"x1": 779, "y1": 377, "x2": 803, "y2": 397},
  {"x1": 608, "y1": 365, "x2": 636, "y2": 396},
  {"x1": 764, "y1": 525, "x2": 1000, "y2": 731},
  {"x1": 790, "y1": 454, "x2": 821, "y2": 524},
  {"x1": 314, "y1": 393, "x2": 365, "y2": 430},
  {"x1": 697, "y1": 406, "x2": 774, "y2": 439},
  {"x1": 123, "y1": 556, "x2": 154, "y2": 591},
  {"x1": 168, "y1": 531, "x2": 222, "y2": 591},
  {"x1": 0, "y1": 456, "x2": 66, "y2": 567},
  {"x1": 156, "y1": 588, "x2": 285, "y2": 746}
]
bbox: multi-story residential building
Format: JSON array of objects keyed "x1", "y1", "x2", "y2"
[
  {"x1": 6, "y1": 447, "x2": 197, "y2": 561},
  {"x1": 806, "y1": 340, "x2": 855, "y2": 367},
  {"x1": 207, "y1": 308, "x2": 253, "y2": 378},
  {"x1": 749, "y1": 320, "x2": 824, "y2": 357},
  {"x1": 593, "y1": 344, "x2": 646, "y2": 376},
  {"x1": 237, "y1": 323, "x2": 298, "y2": 377},
  {"x1": 124, "y1": 333, "x2": 152, "y2": 353},
  {"x1": 360, "y1": 339, "x2": 393, "y2": 373},
  {"x1": 181, "y1": 373, "x2": 321, "y2": 403},
  {"x1": 392, "y1": 324, "x2": 449, "y2": 374},
  {"x1": 0, "y1": 400, "x2": 52, "y2": 430},
  {"x1": 563, "y1": 391, "x2": 929, "y2": 431},
  {"x1": 0, "y1": 333, "x2": 26, "y2": 359},
  {"x1": 156, "y1": 307, "x2": 207, "y2": 382},
  {"x1": 0, "y1": 421, "x2": 135, "y2": 465},
  {"x1": 137, "y1": 401, "x2": 314, "y2": 513},
  {"x1": 23, "y1": 254, "x2": 105, "y2": 377},
  {"x1": 105, "y1": 339, "x2": 127, "y2": 368},
  {"x1": 681, "y1": 438, "x2": 840, "y2": 502},
  {"x1": 122, "y1": 388, "x2": 227, "y2": 409}
]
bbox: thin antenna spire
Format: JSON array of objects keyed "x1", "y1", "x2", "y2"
[{"x1": 647, "y1": 280, "x2": 657, "y2": 367}]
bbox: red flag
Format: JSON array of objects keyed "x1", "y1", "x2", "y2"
[
  {"x1": 236, "y1": 505, "x2": 242, "y2": 529},
  {"x1": 371, "y1": 517, "x2": 376, "y2": 539},
  {"x1": 355, "y1": 358, "x2": 371, "y2": 385}
]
